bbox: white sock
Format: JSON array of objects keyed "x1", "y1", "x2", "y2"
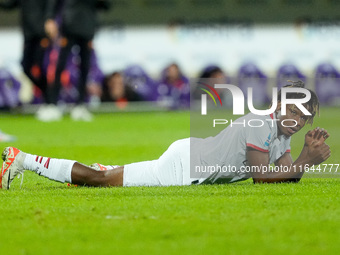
[{"x1": 23, "y1": 153, "x2": 75, "y2": 183}]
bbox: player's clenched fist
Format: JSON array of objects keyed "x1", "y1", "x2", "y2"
[{"x1": 304, "y1": 127, "x2": 331, "y2": 165}]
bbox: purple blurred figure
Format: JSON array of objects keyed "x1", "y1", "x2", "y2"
[
  {"x1": 157, "y1": 63, "x2": 190, "y2": 109},
  {"x1": 123, "y1": 65, "x2": 158, "y2": 101},
  {"x1": 0, "y1": 68, "x2": 21, "y2": 109},
  {"x1": 238, "y1": 63, "x2": 269, "y2": 106},
  {"x1": 277, "y1": 64, "x2": 306, "y2": 89},
  {"x1": 315, "y1": 63, "x2": 340, "y2": 105}
]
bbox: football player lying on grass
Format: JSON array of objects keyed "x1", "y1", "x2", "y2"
[{"x1": 0, "y1": 81, "x2": 331, "y2": 189}]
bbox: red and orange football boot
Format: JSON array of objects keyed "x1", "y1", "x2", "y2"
[{"x1": 1, "y1": 147, "x2": 26, "y2": 189}]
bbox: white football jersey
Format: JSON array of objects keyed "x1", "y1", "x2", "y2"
[{"x1": 190, "y1": 112, "x2": 291, "y2": 184}]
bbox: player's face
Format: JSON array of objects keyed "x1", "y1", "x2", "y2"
[{"x1": 277, "y1": 104, "x2": 309, "y2": 137}]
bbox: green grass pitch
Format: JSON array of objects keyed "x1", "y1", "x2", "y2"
[{"x1": 0, "y1": 108, "x2": 339, "y2": 255}]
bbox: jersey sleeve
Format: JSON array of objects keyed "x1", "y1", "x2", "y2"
[{"x1": 245, "y1": 124, "x2": 272, "y2": 153}]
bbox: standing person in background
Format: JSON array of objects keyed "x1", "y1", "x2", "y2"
[
  {"x1": 44, "y1": 0, "x2": 110, "y2": 121},
  {"x1": 0, "y1": 0, "x2": 52, "y2": 118}
]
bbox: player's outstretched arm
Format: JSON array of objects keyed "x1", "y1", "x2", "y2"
[{"x1": 248, "y1": 127, "x2": 331, "y2": 183}]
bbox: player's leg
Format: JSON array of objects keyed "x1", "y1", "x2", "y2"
[
  {"x1": 1, "y1": 139, "x2": 191, "y2": 189},
  {"x1": 34, "y1": 37, "x2": 52, "y2": 119},
  {"x1": 123, "y1": 138, "x2": 191, "y2": 186},
  {"x1": 34, "y1": 37, "x2": 51, "y2": 104},
  {"x1": 89, "y1": 139, "x2": 192, "y2": 187},
  {"x1": 21, "y1": 37, "x2": 39, "y2": 85},
  {"x1": 0, "y1": 147, "x2": 123, "y2": 189},
  {"x1": 70, "y1": 38, "x2": 93, "y2": 121},
  {"x1": 77, "y1": 39, "x2": 91, "y2": 104},
  {"x1": 71, "y1": 163, "x2": 123, "y2": 187},
  {"x1": 38, "y1": 37, "x2": 72, "y2": 121},
  {"x1": 48, "y1": 37, "x2": 72, "y2": 105}
]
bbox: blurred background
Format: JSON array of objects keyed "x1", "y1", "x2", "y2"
[{"x1": 0, "y1": 0, "x2": 340, "y2": 115}]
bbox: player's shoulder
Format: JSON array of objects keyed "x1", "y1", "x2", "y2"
[{"x1": 243, "y1": 112, "x2": 277, "y2": 143}]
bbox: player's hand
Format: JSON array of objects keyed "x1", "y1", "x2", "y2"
[
  {"x1": 45, "y1": 19, "x2": 58, "y2": 40},
  {"x1": 304, "y1": 127, "x2": 331, "y2": 165},
  {"x1": 304, "y1": 127, "x2": 329, "y2": 147}
]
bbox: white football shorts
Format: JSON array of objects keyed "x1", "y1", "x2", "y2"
[{"x1": 123, "y1": 138, "x2": 196, "y2": 186}]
